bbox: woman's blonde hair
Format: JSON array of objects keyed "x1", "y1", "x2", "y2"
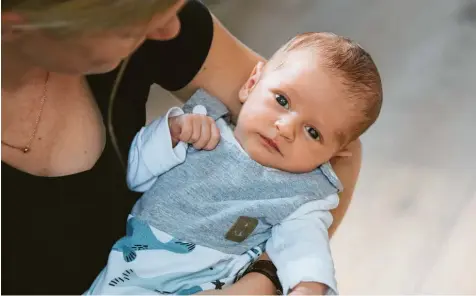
[
  {"x1": 3, "y1": 0, "x2": 179, "y2": 34},
  {"x1": 3, "y1": 0, "x2": 181, "y2": 169}
]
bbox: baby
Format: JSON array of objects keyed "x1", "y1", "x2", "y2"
[{"x1": 87, "y1": 32, "x2": 382, "y2": 295}]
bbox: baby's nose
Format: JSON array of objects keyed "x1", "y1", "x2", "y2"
[{"x1": 275, "y1": 116, "x2": 296, "y2": 141}]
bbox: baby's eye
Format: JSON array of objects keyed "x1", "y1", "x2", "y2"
[
  {"x1": 275, "y1": 94, "x2": 289, "y2": 109},
  {"x1": 305, "y1": 126, "x2": 321, "y2": 141}
]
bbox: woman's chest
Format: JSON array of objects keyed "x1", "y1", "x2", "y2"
[
  {"x1": 2, "y1": 78, "x2": 107, "y2": 177},
  {"x1": 2, "y1": 65, "x2": 149, "y2": 177}
]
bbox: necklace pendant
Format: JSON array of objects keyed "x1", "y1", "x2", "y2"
[{"x1": 23, "y1": 147, "x2": 30, "y2": 153}]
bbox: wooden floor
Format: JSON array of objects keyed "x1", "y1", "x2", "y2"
[{"x1": 147, "y1": 0, "x2": 476, "y2": 293}]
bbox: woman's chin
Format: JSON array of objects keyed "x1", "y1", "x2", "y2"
[{"x1": 84, "y1": 61, "x2": 122, "y2": 75}]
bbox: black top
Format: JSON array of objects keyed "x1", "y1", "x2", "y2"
[{"x1": 1, "y1": 1, "x2": 213, "y2": 294}]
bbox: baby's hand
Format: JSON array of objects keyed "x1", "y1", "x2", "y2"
[{"x1": 168, "y1": 111, "x2": 220, "y2": 150}]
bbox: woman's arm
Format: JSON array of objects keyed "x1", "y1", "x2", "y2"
[
  {"x1": 176, "y1": 11, "x2": 362, "y2": 295},
  {"x1": 197, "y1": 272, "x2": 277, "y2": 295},
  {"x1": 329, "y1": 139, "x2": 362, "y2": 237},
  {"x1": 196, "y1": 142, "x2": 362, "y2": 296},
  {"x1": 179, "y1": 13, "x2": 361, "y2": 235},
  {"x1": 173, "y1": 14, "x2": 264, "y2": 122}
]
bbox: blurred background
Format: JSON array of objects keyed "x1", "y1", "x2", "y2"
[{"x1": 148, "y1": 0, "x2": 476, "y2": 294}]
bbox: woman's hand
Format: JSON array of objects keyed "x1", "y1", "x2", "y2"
[
  {"x1": 196, "y1": 139, "x2": 362, "y2": 295},
  {"x1": 176, "y1": 8, "x2": 362, "y2": 295},
  {"x1": 169, "y1": 114, "x2": 220, "y2": 150},
  {"x1": 196, "y1": 272, "x2": 277, "y2": 295},
  {"x1": 290, "y1": 282, "x2": 327, "y2": 295},
  {"x1": 329, "y1": 139, "x2": 362, "y2": 237}
]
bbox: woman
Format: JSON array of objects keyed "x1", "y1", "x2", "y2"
[{"x1": 1, "y1": 0, "x2": 361, "y2": 294}]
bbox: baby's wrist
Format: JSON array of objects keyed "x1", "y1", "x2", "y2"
[{"x1": 168, "y1": 116, "x2": 182, "y2": 147}]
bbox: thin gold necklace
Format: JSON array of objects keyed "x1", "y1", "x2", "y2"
[{"x1": 2, "y1": 72, "x2": 50, "y2": 153}]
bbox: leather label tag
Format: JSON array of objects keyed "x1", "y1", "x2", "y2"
[{"x1": 225, "y1": 216, "x2": 258, "y2": 243}]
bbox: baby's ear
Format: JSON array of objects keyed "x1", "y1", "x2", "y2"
[{"x1": 239, "y1": 61, "x2": 264, "y2": 103}]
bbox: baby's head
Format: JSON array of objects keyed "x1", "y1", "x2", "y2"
[{"x1": 234, "y1": 32, "x2": 383, "y2": 173}]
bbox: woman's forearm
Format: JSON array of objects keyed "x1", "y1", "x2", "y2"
[
  {"x1": 197, "y1": 272, "x2": 276, "y2": 295},
  {"x1": 196, "y1": 141, "x2": 361, "y2": 296},
  {"x1": 329, "y1": 139, "x2": 362, "y2": 237},
  {"x1": 176, "y1": 13, "x2": 265, "y2": 122}
]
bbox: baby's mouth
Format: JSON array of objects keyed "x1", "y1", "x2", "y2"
[{"x1": 259, "y1": 134, "x2": 282, "y2": 155}]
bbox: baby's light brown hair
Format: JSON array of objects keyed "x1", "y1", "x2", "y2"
[{"x1": 266, "y1": 32, "x2": 383, "y2": 146}]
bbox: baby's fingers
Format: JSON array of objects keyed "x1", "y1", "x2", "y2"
[
  {"x1": 203, "y1": 121, "x2": 220, "y2": 151},
  {"x1": 193, "y1": 117, "x2": 212, "y2": 150},
  {"x1": 178, "y1": 116, "x2": 194, "y2": 143}
]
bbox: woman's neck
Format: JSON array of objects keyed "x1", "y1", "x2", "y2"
[{"x1": 1, "y1": 43, "x2": 49, "y2": 93}]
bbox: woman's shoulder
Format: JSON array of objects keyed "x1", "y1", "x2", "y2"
[
  {"x1": 130, "y1": 0, "x2": 213, "y2": 91},
  {"x1": 86, "y1": 0, "x2": 213, "y2": 104}
]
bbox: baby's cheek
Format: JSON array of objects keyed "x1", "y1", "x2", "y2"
[{"x1": 291, "y1": 150, "x2": 323, "y2": 173}]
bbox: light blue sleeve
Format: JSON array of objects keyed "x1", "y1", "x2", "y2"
[
  {"x1": 126, "y1": 107, "x2": 188, "y2": 192},
  {"x1": 266, "y1": 194, "x2": 340, "y2": 295}
]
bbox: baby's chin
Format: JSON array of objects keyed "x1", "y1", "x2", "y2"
[{"x1": 245, "y1": 146, "x2": 321, "y2": 174}]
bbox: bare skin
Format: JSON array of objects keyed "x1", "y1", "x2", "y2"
[
  {"x1": 2, "y1": 7, "x2": 361, "y2": 295},
  {"x1": 2, "y1": 0, "x2": 186, "y2": 176},
  {"x1": 184, "y1": 17, "x2": 363, "y2": 295},
  {"x1": 1, "y1": 70, "x2": 106, "y2": 176},
  {"x1": 180, "y1": 16, "x2": 362, "y2": 239}
]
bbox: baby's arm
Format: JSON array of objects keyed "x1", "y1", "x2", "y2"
[
  {"x1": 127, "y1": 105, "x2": 220, "y2": 192},
  {"x1": 127, "y1": 107, "x2": 188, "y2": 192},
  {"x1": 266, "y1": 194, "x2": 340, "y2": 295}
]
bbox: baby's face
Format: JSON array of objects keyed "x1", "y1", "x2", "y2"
[{"x1": 234, "y1": 50, "x2": 351, "y2": 173}]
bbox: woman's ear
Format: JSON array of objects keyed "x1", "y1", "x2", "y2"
[
  {"x1": 2, "y1": 12, "x2": 26, "y2": 41},
  {"x1": 239, "y1": 61, "x2": 264, "y2": 103}
]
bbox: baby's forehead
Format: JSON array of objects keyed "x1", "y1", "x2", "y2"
[
  {"x1": 273, "y1": 62, "x2": 347, "y2": 100},
  {"x1": 273, "y1": 50, "x2": 345, "y2": 83},
  {"x1": 270, "y1": 48, "x2": 324, "y2": 71}
]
